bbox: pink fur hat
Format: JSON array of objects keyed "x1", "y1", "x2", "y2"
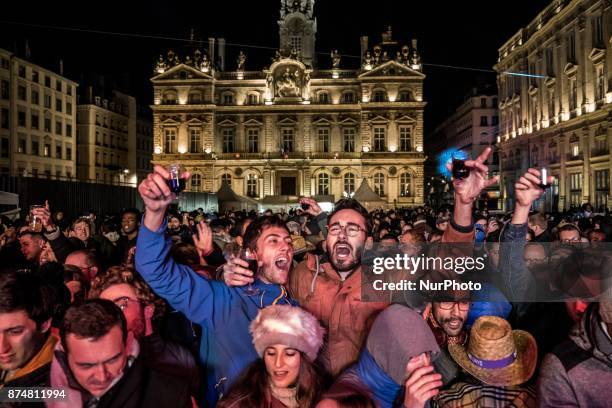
[{"x1": 250, "y1": 305, "x2": 325, "y2": 361}]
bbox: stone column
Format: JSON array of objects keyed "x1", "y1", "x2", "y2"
[
  {"x1": 265, "y1": 115, "x2": 275, "y2": 153},
  {"x1": 582, "y1": 128, "x2": 591, "y2": 203},
  {"x1": 237, "y1": 114, "x2": 245, "y2": 152},
  {"x1": 303, "y1": 114, "x2": 312, "y2": 154}
]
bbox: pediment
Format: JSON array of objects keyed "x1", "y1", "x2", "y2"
[
  {"x1": 588, "y1": 48, "x2": 605, "y2": 64},
  {"x1": 359, "y1": 60, "x2": 425, "y2": 78},
  {"x1": 152, "y1": 64, "x2": 214, "y2": 81},
  {"x1": 368, "y1": 114, "x2": 389, "y2": 123},
  {"x1": 395, "y1": 114, "x2": 416, "y2": 123},
  {"x1": 338, "y1": 116, "x2": 359, "y2": 125},
  {"x1": 243, "y1": 118, "x2": 263, "y2": 126},
  {"x1": 278, "y1": 116, "x2": 298, "y2": 125},
  {"x1": 217, "y1": 118, "x2": 238, "y2": 126},
  {"x1": 564, "y1": 63, "x2": 578, "y2": 77},
  {"x1": 313, "y1": 116, "x2": 333, "y2": 126},
  {"x1": 160, "y1": 118, "x2": 180, "y2": 126},
  {"x1": 186, "y1": 117, "x2": 204, "y2": 126}
]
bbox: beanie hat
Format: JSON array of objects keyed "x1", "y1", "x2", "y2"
[
  {"x1": 366, "y1": 304, "x2": 440, "y2": 385},
  {"x1": 250, "y1": 305, "x2": 325, "y2": 361}
]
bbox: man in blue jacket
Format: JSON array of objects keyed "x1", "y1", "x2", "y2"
[{"x1": 135, "y1": 165, "x2": 296, "y2": 406}]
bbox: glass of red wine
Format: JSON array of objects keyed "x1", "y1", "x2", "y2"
[
  {"x1": 167, "y1": 164, "x2": 186, "y2": 194},
  {"x1": 240, "y1": 247, "x2": 260, "y2": 296},
  {"x1": 451, "y1": 152, "x2": 470, "y2": 180}
]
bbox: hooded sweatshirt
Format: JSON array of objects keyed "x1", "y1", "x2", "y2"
[
  {"x1": 537, "y1": 303, "x2": 612, "y2": 407},
  {"x1": 323, "y1": 305, "x2": 440, "y2": 408}
]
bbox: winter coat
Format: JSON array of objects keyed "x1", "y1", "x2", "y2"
[
  {"x1": 135, "y1": 221, "x2": 297, "y2": 407},
  {"x1": 537, "y1": 303, "x2": 612, "y2": 407},
  {"x1": 290, "y1": 218, "x2": 474, "y2": 376}
]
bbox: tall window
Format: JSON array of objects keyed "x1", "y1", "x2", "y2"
[
  {"x1": 0, "y1": 137, "x2": 8, "y2": 158},
  {"x1": 222, "y1": 128, "x2": 235, "y2": 153},
  {"x1": 0, "y1": 80, "x2": 9, "y2": 99},
  {"x1": 571, "y1": 143, "x2": 580, "y2": 158},
  {"x1": 189, "y1": 129, "x2": 201, "y2": 153},
  {"x1": 318, "y1": 128, "x2": 330, "y2": 152},
  {"x1": 595, "y1": 169, "x2": 609, "y2": 210},
  {"x1": 32, "y1": 139, "x2": 39, "y2": 156},
  {"x1": 221, "y1": 173, "x2": 232, "y2": 186},
  {"x1": 222, "y1": 93, "x2": 234, "y2": 104},
  {"x1": 593, "y1": 15, "x2": 603, "y2": 46},
  {"x1": 569, "y1": 77, "x2": 577, "y2": 112},
  {"x1": 373, "y1": 127, "x2": 386, "y2": 152},
  {"x1": 246, "y1": 175, "x2": 258, "y2": 197},
  {"x1": 398, "y1": 90, "x2": 412, "y2": 102},
  {"x1": 399, "y1": 127, "x2": 412, "y2": 151},
  {"x1": 247, "y1": 128, "x2": 259, "y2": 153},
  {"x1": 480, "y1": 98, "x2": 487, "y2": 108},
  {"x1": 567, "y1": 31, "x2": 576, "y2": 63},
  {"x1": 548, "y1": 88, "x2": 555, "y2": 119},
  {"x1": 545, "y1": 47, "x2": 554, "y2": 77},
  {"x1": 17, "y1": 85, "x2": 26, "y2": 101},
  {"x1": 344, "y1": 173, "x2": 355, "y2": 195},
  {"x1": 318, "y1": 92, "x2": 329, "y2": 104},
  {"x1": 400, "y1": 172, "x2": 412, "y2": 197},
  {"x1": 480, "y1": 116, "x2": 488, "y2": 126},
  {"x1": 343, "y1": 128, "x2": 355, "y2": 152},
  {"x1": 595, "y1": 65, "x2": 605, "y2": 102},
  {"x1": 191, "y1": 174, "x2": 202, "y2": 191},
  {"x1": 317, "y1": 173, "x2": 330, "y2": 195},
  {"x1": 282, "y1": 128, "x2": 294, "y2": 152},
  {"x1": 164, "y1": 129, "x2": 176, "y2": 153},
  {"x1": 530, "y1": 96, "x2": 538, "y2": 127},
  {"x1": 291, "y1": 36, "x2": 301, "y2": 53},
  {"x1": 373, "y1": 173, "x2": 385, "y2": 196},
  {"x1": 569, "y1": 173, "x2": 582, "y2": 207}
]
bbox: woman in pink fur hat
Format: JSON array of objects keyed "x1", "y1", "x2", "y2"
[{"x1": 217, "y1": 304, "x2": 327, "y2": 408}]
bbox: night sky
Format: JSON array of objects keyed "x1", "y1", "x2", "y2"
[{"x1": 1, "y1": 0, "x2": 550, "y2": 130}]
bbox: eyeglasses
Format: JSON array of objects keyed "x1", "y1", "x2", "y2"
[
  {"x1": 437, "y1": 302, "x2": 470, "y2": 311},
  {"x1": 113, "y1": 296, "x2": 141, "y2": 311},
  {"x1": 328, "y1": 223, "x2": 366, "y2": 237}
]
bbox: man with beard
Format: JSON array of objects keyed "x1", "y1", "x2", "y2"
[
  {"x1": 426, "y1": 300, "x2": 470, "y2": 386},
  {"x1": 135, "y1": 165, "x2": 297, "y2": 406},
  {"x1": 225, "y1": 147, "x2": 498, "y2": 377},
  {"x1": 117, "y1": 208, "x2": 140, "y2": 263}
]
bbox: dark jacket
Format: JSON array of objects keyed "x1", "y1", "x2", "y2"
[
  {"x1": 140, "y1": 332, "x2": 199, "y2": 393},
  {"x1": 537, "y1": 303, "x2": 612, "y2": 407}
]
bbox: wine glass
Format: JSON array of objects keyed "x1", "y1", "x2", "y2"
[
  {"x1": 240, "y1": 247, "x2": 261, "y2": 296},
  {"x1": 167, "y1": 164, "x2": 186, "y2": 194},
  {"x1": 451, "y1": 152, "x2": 470, "y2": 180}
]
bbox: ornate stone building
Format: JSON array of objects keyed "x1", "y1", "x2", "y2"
[
  {"x1": 495, "y1": 0, "x2": 612, "y2": 212},
  {"x1": 151, "y1": 0, "x2": 426, "y2": 209}
]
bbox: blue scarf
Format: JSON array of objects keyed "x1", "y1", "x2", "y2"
[{"x1": 354, "y1": 349, "x2": 401, "y2": 408}]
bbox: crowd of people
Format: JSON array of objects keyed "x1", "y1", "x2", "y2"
[{"x1": 1, "y1": 148, "x2": 611, "y2": 407}]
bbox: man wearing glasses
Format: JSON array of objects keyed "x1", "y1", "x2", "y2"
[
  {"x1": 89, "y1": 265, "x2": 200, "y2": 394},
  {"x1": 426, "y1": 300, "x2": 470, "y2": 386}
]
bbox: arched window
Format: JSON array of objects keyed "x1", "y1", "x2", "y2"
[
  {"x1": 342, "y1": 91, "x2": 355, "y2": 103},
  {"x1": 373, "y1": 90, "x2": 387, "y2": 102},
  {"x1": 247, "y1": 94, "x2": 259, "y2": 105},
  {"x1": 221, "y1": 92, "x2": 234, "y2": 105},
  {"x1": 246, "y1": 174, "x2": 258, "y2": 198},
  {"x1": 344, "y1": 173, "x2": 356, "y2": 195},
  {"x1": 188, "y1": 91, "x2": 202, "y2": 104},
  {"x1": 373, "y1": 173, "x2": 385, "y2": 196},
  {"x1": 191, "y1": 174, "x2": 202, "y2": 191},
  {"x1": 221, "y1": 173, "x2": 232, "y2": 186},
  {"x1": 398, "y1": 90, "x2": 413, "y2": 102},
  {"x1": 318, "y1": 92, "x2": 330, "y2": 104},
  {"x1": 400, "y1": 172, "x2": 412, "y2": 197},
  {"x1": 317, "y1": 173, "x2": 330, "y2": 195},
  {"x1": 163, "y1": 91, "x2": 177, "y2": 105}
]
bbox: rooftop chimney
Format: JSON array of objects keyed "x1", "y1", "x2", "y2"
[
  {"x1": 360, "y1": 36, "x2": 368, "y2": 64},
  {"x1": 208, "y1": 37, "x2": 216, "y2": 68},
  {"x1": 59, "y1": 59, "x2": 64, "y2": 76},
  {"x1": 411, "y1": 39, "x2": 418, "y2": 51},
  {"x1": 217, "y1": 38, "x2": 226, "y2": 71}
]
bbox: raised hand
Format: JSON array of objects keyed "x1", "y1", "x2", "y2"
[
  {"x1": 31, "y1": 200, "x2": 55, "y2": 232},
  {"x1": 515, "y1": 168, "x2": 553, "y2": 208},
  {"x1": 222, "y1": 257, "x2": 254, "y2": 287},
  {"x1": 138, "y1": 165, "x2": 190, "y2": 214},
  {"x1": 298, "y1": 197, "x2": 323, "y2": 217},
  {"x1": 449, "y1": 147, "x2": 499, "y2": 205},
  {"x1": 192, "y1": 220, "x2": 214, "y2": 258}
]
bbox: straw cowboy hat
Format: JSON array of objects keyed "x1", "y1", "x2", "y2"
[{"x1": 448, "y1": 316, "x2": 537, "y2": 387}]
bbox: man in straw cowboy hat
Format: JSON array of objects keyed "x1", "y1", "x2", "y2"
[
  {"x1": 434, "y1": 316, "x2": 538, "y2": 408},
  {"x1": 537, "y1": 301, "x2": 612, "y2": 407}
]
